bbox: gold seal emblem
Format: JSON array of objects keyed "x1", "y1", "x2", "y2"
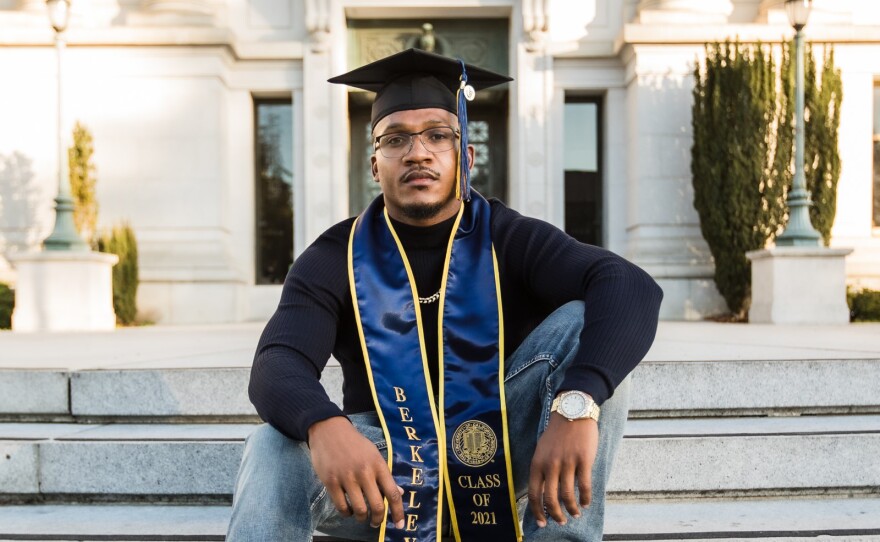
[{"x1": 451, "y1": 420, "x2": 497, "y2": 468}]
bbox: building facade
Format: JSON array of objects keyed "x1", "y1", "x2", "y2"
[{"x1": 1, "y1": 0, "x2": 878, "y2": 324}]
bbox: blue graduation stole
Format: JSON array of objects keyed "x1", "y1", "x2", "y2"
[{"x1": 347, "y1": 193, "x2": 521, "y2": 542}]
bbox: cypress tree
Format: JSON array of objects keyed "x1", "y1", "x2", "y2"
[
  {"x1": 692, "y1": 40, "x2": 843, "y2": 317},
  {"x1": 99, "y1": 223, "x2": 139, "y2": 325},
  {"x1": 803, "y1": 44, "x2": 843, "y2": 245},
  {"x1": 692, "y1": 41, "x2": 778, "y2": 317},
  {"x1": 68, "y1": 122, "x2": 98, "y2": 243}
]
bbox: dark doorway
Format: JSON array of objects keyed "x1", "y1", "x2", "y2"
[{"x1": 563, "y1": 96, "x2": 603, "y2": 247}]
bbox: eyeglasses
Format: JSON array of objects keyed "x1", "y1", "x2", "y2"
[{"x1": 373, "y1": 126, "x2": 460, "y2": 158}]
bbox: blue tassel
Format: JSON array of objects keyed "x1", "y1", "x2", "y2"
[{"x1": 457, "y1": 59, "x2": 471, "y2": 202}]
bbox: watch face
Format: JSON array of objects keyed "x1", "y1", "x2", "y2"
[{"x1": 560, "y1": 393, "x2": 587, "y2": 417}]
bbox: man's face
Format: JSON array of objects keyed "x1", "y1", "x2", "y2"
[{"x1": 371, "y1": 108, "x2": 473, "y2": 226}]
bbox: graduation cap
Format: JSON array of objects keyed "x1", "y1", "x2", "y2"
[{"x1": 329, "y1": 48, "x2": 512, "y2": 201}]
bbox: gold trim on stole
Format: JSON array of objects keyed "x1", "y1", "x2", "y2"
[{"x1": 347, "y1": 221, "x2": 394, "y2": 541}]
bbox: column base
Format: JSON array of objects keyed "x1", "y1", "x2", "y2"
[
  {"x1": 8, "y1": 250, "x2": 119, "y2": 332},
  {"x1": 746, "y1": 247, "x2": 853, "y2": 325}
]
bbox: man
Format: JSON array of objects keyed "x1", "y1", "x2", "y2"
[{"x1": 227, "y1": 49, "x2": 662, "y2": 542}]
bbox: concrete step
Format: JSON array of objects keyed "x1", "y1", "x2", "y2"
[
  {"x1": 1, "y1": 497, "x2": 879, "y2": 540},
  {"x1": 2, "y1": 415, "x2": 878, "y2": 500},
  {"x1": 3, "y1": 357, "x2": 880, "y2": 421}
]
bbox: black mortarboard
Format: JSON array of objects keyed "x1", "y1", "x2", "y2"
[{"x1": 329, "y1": 48, "x2": 512, "y2": 201}]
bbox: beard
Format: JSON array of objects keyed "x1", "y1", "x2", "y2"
[{"x1": 396, "y1": 168, "x2": 457, "y2": 221}]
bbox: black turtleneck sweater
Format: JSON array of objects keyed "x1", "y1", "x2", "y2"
[{"x1": 250, "y1": 199, "x2": 663, "y2": 441}]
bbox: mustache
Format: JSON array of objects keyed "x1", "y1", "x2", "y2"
[{"x1": 400, "y1": 167, "x2": 440, "y2": 183}]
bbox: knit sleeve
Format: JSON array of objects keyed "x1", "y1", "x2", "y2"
[
  {"x1": 491, "y1": 202, "x2": 663, "y2": 405},
  {"x1": 248, "y1": 219, "x2": 355, "y2": 441}
]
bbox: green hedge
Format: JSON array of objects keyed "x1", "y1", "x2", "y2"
[
  {"x1": 691, "y1": 41, "x2": 782, "y2": 318},
  {"x1": 98, "y1": 223, "x2": 139, "y2": 326},
  {"x1": 0, "y1": 283, "x2": 13, "y2": 329},
  {"x1": 848, "y1": 289, "x2": 880, "y2": 322},
  {"x1": 692, "y1": 40, "x2": 842, "y2": 318}
]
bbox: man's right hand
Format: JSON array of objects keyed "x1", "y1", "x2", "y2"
[{"x1": 308, "y1": 416, "x2": 405, "y2": 529}]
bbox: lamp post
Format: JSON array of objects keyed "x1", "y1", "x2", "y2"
[
  {"x1": 42, "y1": 0, "x2": 87, "y2": 251},
  {"x1": 776, "y1": 0, "x2": 822, "y2": 246}
]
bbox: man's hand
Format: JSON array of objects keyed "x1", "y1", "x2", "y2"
[
  {"x1": 308, "y1": 416, "x2": 405, "y2": 529},
  {"x1": 527, "y1": 413, "x2": 599, "y2": 528}
]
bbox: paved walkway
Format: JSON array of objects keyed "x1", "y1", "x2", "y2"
[{"x1": 0, "y1": 321, "x2": 878, "y2": 370}]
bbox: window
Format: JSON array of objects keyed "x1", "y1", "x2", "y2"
[
  {"x1": 563, "y1": 96, "x2": 603, "y2": 246},
  {"x1": 874, "y1": 85, "x2": 880, "y2": 228},
  {"x1": 254, "y1": 99, "x2": 293, "y2": 285}
]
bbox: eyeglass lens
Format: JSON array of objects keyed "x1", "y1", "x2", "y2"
[{"x1": 376, "y1": 127, "x2": 457, "y2": 158}]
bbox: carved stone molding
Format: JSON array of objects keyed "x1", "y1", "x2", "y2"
[
  {"x1": 637, "y1": 0, "x2": 733, "y2": 24},
  {"x1": 18, "y1": 0, "x2": 46, "y2": 14},
  {"x1": 305, "y1": 0, "x2": 331, "y2": 52},
  {"x1": 131, "y1": 0, "x2": 216, "y2": 26},
  {"x1": 522, "y1": 0, "x2": 548, "y2": 52},
  {"x1": 348, "y1": 20, "x2": 507, "y2": 74}
]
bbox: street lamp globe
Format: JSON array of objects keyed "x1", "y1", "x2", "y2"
[
  {"x1": 46, "y1": 0, "x2": 70, "y2": 33},
  {"x1": 785, "y1": 0, "x2": 812, "y2": 30}
]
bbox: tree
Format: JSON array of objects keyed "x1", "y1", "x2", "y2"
[
  {"x1": 691, "y1": 40, "x2": 843, "y2": 317},
  {"x1": 98, "y1": 223, "x2": 139, "y2": 325},
  {"x1": 68, "y1": 121, "x2": 98, "y2": 243},
  {"x1": 803, "y1": 44, "x2": 843, "y2": 245},
  {"x1": 691, "y1": 41, "x2": 783, "y2": 318}
]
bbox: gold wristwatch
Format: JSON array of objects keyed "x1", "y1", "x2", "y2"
[{"x1": 551, "y1": 390, "x2": 600, "y2": 422}]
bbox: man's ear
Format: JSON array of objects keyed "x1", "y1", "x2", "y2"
[
  {"x1": 371, "y1": 154, "x2": 379, "y2": 182},
  {"x1": 466, "y1": 144, "x2": 475, "y2": 172}
]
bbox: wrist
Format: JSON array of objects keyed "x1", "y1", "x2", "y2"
[
  {"x1": 307, "y1": 415, "x2": 352, "y2": 442},
  {"x1": 551, "y1": 390, "x2": 600, "y2": 422}
]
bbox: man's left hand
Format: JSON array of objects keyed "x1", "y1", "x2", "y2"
[{"x1": 527, "y1": 413, "x2": 598, "y2": 528}]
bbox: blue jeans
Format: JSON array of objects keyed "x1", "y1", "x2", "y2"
[{"x1": 227, "y1": 301, "x2": 631, "y2": 541}]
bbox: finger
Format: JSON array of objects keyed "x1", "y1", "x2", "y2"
[
  {"x1": 559, "y1": 462, "x2": 580, "y2": 518},
  {"x1": 543, "y1": 473, "x2": 566, "y2": 526},
  {"x1": 577, "y1": 465, "x2": 593, "y2": 509},
  {"x1": 360, "y1": 479, "x2": 387, "y2": 528},
  {"x1": 527, "y1": 467, "x2": 547, "y2": 528},
  {"x1": 343, "y1": 480, "x2": 370, "y2": 523},
  {"x1": 375, "y1": 470, "x2": 406, "y2": 529},
  {"x1": 325, "y1": 483, "x2": 352, "y2": 517}
]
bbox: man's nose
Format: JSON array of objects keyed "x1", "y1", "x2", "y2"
[{"x1": 403, "y1": 134, "x2": 432, "y2": 161}]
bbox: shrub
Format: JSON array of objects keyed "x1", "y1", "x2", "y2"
[
  {"x1": 68, "y1": 121, "x2": 99, "y2": 243},
  {"x1": 692, "y1": 40, "x2": 842, "y2": 318},
  {"x1": 0, "y1": 283, "x2": 13, "y2": 329},
  {"x1": 801, "y1": 44, "x2": 843, "y2": 246},
  {"x1": 848, "y1": 288, "x2": 880, "y2": 322},
  {"x1": 98, "y1": 223, "x2": 139, "y2": 325},
  {"x1": 691, "y1": 41, "x2": 783, "y2": 318}
]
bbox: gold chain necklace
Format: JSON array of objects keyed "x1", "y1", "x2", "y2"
[{"x1": 418, "y1": 290, "x2": 441, "y2": 304}]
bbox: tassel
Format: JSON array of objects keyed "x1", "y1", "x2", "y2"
[{"x1": 456, "y1": 59, "x2": 471, "y2": 202}]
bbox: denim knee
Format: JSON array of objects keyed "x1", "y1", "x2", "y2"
[{"x1": 540, "y1": 300, "x2": 584, "y2": 350}]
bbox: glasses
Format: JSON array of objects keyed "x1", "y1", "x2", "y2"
[{"x1": 374, "y1": 126, "x2": 460, "y2": 158}]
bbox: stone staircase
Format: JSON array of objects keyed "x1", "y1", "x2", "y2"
[{"x1": 1, "y1": 345, "x2": 880, "y2": 540}]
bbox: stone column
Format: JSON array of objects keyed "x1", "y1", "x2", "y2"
[
  {"x1": 9, "y1": 251, "x2": 118, "y2": 332},
  {"x1": 623, "y1": 45, "x2": 727, "y2": 319},
  {"x1": 301, "y1": 0, "x2": 346, "y2": 246},
  {"x1": 510, "y1": 1, "x2": 555, "y2": 223},
  {"x1": 637, "y1": 0, "x2": 734, "y2": 24},
  {"x1": 747, "y1": 247, "x2": 853, "y2": 324}
]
